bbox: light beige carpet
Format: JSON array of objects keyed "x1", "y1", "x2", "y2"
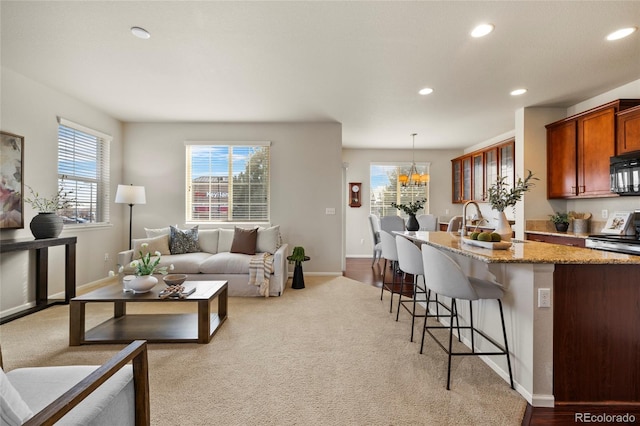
[{"x1": 0, "y1": 276, "x2": 526, "y2": 425}]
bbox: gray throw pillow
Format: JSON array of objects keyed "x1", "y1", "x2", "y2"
[
  {"x1": 170, "y1": 225, "x2": 200, "y2": 254},
  {"x1": 230, "y1": 226, "x2": 258, "y2": 255}
]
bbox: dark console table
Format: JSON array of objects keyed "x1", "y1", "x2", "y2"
[{"x1": 0, "y1": 236, "x2": 77, "y2": 324}]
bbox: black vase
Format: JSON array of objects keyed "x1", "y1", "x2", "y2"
[
  {"x1": 554, "y1": 222, "x2": 569, "y2": 232},
  {"x1": 406, "y1": 214, "x2": 420, "y2": 232},
  {"x1": 30, "y1": 212, "x2": 63, "y2": 239}
]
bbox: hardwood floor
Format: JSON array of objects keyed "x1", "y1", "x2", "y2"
[{"x1": 343, "y1": 257, "x2": 640, "y2": 426}]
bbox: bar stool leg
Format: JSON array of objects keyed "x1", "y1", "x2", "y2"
[
  {"x1": 446, "y1": 298, "x2": 458, "y2": 390},
  {"x1": 469, "y1": 300, "x2": 475, "y2": 351},
  {"x1": 498, "y1": 299, "x2": 514, "y2": 389}
]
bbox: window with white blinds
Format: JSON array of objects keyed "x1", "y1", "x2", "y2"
[
  {"x1": 57, "y1": 118, "x2": 111, "y2": 225},
  {"x1": 370, "y1": 163, "x2": 429, "y2": 217},
  {"x1": 185, "y1": 142, "x2": 270, "y2": 222}
]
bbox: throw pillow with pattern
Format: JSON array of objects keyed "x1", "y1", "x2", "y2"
[{"x1": 169, "y1": 225, "x2": 200, "y2": 254}]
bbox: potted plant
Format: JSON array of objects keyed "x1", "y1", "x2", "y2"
[
  {"x1": 287, "y1": 246, "x2": 309, "y2": 289},
  {"x1": 391, "y1": 198, "x2": 427, "y2": 231},
  {"x1": 485, "y1": 170, "x2": 538, "y2": 240},
  {"x1": 23, "y1": 182, "x2": 74, "y2": 239},
  {"x1": 126, "y1": 243, "x2": 174, "y2": 293},
  {"x1": 549, "y1": 212, "x2": 570, "y2": 232}
]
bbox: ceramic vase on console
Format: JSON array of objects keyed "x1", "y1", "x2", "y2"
[
  {"x1": 493, "y1": 211, "x2": 512, "y2": 241},
  {"x1": 30, "y1": 212, "x2": 63, "y2": 239},
  {"x1": 128, "y1": 275, "x2": 158, "y2": 294},
  {"x1": 406, "y1": 214, "x2": 420, "y2": 232}
]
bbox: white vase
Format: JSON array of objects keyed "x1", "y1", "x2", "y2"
[
  {"x1": 494, "y1": 211, "x2": 513, "y2": 242},
  {"x1": 128, "y1": 275, "x2": 158, "y2": 294}
]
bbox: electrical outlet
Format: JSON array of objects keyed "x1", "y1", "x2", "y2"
[
  {"x1": 538, "y1": 288, "x2": 551, "y2": 308},
  {"x1": 601, "y1": 209, "x2": 608, "y2": 219},
  {"x1": 104, "y1": 253, "x2": 109, "y2": 262},
  {"x1": 445, "y1": 209, "x2": 450, "y2": 215},
  {"x1": 360, "y1": 239, "x2": 364, "y2": 245}
]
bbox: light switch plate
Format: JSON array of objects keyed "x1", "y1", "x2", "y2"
[{"x1": 325, "y1": 208, "x2": 336, "y2": 215}]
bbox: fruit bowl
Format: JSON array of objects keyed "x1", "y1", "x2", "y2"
[{"x1": 163, "y1": 274, "x2": 187, "y2": 286}]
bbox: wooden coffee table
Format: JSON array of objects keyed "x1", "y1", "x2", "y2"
[{"x1": 69, "y1": 280, "x2": 227, "y2": 345}]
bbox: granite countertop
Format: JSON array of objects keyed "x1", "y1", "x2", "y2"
[{"x1": 397, "y1": 231, "x2": 640, "y2": 265}]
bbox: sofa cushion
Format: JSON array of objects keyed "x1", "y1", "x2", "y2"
[
  {"x1": 198, "y1": 229, "x2": 219, "y2": 254},
  {"x1": 156, "y1": 253, "x2": 211, "y2": 274},
  {"x1": 131, "y1": 234, "x2": 170, "y2": 260},
  {"x1": 145, "y1": 226, "x2": 171, "y2": 238},
  {"x1": 170, "y1": 225, "x2": 200, "y2": 254},
  {"x1": 217, "y1": 229, "x2": 235, "y2": 253},
  {"x1": 230, "y1": 227, "x2": 258, "y2": 255},
  {"x1": 1, "y1": 368, "x2": 33, "y2": 426},
  {"x1": 256, "y1": 225, "x2": 281, "y2": 254},
  {"x1": 199, "y1": 252, "x2": 254, "y2": 274}
]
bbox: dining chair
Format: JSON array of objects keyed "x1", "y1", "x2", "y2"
[
  {"x1": 419, "y1": 243, "x2": 514, "y2": 390},
  {"x1": 368, "y1": 214, "x2": 383, "y2": 266},
  {"x1": 417, "y1": 214, "x2": 438, "y2": 231},
  {"x1": 380, "y1": 215, "x2": 406, "y2": 234},
  {"x1": 379, "y1": 231, "x2": 400, "y2": 313},
  {"x1": 446, "y1": 216, "x2": 463, "y2": 233}
]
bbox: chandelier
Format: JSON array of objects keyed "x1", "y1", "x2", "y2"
[{"x1": 398, "y1": 133, "x2": 429, "y2": 187}]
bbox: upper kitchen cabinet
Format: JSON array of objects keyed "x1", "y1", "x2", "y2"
[
  {"x1": 617, "y1": 104, "x2": 640, "y2": 155},
  {"x1": 451, "y1": 138, "x2": 514, "y2": 204},
  {"x1": 546, "y1": 99, "x2": 640, "y2": 199}
]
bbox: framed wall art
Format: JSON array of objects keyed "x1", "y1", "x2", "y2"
[{"x1": 0, "y1": 131, "x2": 24, "y2": 229}]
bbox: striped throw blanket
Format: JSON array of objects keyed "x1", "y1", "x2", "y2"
[{"x1": 249, "y1": 253, "x2": 274, "y2": 297}]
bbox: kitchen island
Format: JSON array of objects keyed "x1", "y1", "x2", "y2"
[{"x1": 398, "y1": 231, "x2": 640, "y2": 408}]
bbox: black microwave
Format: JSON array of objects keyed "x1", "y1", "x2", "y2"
[{"x1": 610, "y1": 153, "x2": 640, "y2": 195}]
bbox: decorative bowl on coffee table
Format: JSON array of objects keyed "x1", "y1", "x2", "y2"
[{"x1": 163, "y1": 274, "x2": 187, "y2": 286}]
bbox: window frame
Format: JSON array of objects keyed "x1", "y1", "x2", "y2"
[
  {"x1": 57, "y1": 117, "x2": 111, "y2": 227},
  {"x1": 185, "y1": 141, "x2": 271, "y2": 224},
  {"x1": 370, "y1": 162, "x2": 430, "y2": 218}
]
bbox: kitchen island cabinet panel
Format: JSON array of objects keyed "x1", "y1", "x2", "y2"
[{"x1": 553, "y1": 264, "x2": 640, "y2": 404}]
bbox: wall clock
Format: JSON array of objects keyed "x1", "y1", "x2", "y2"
[{"x1": 349, "y1": 182, "x2": 361, "y2": 208}]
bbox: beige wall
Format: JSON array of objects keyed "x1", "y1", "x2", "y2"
[
  {"x1": 342, "y1": 148, "x2": 462, "y2": 257},
  {"x1": 1, "y1": 68, "x2": 344, "y2": 317},
  {"x1": 122, "y1": 121, "x2": 344, "y2": 275},
  {"x1": 0, "y1": 68, "x2": 125, "y2": 315}
]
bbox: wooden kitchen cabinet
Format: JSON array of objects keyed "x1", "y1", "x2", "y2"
[
  {"x1": 452, "y1": 138, "x2": 513, "y2": 204},
  {"x1": 617, "y1": 104, "x2": 640, "y2": 155},
  {"x1": 546, "y1": 99, "x2": 640, "y2": 199},
  {"x1": 472, "y1": 153, "x2": 484, "y2": 201},
  {"x1": 525, "y1": 232, "x2": 586, "y2": 248}
]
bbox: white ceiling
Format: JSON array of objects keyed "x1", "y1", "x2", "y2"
[{"x1": 1, "y1": 1, "x2": 639, "y2": 149}]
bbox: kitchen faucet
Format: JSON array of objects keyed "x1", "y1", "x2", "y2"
[{"x1": 461, "y1": 201, "x2": 484, "y2": 237}]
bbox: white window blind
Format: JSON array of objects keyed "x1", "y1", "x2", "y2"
[
  {"x1": 57, "y1": 118, "x2": 111, "y2": 224},
  {"x1": 185, "y1": 142, "x2": 270, "y2": 222},
  {"x1": 370, "y1": 163, "x2": 429, "y2": 217}
]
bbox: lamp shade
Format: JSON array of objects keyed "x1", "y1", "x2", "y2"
[{"x1": 115, "y1": 185, "x2": 146, "y2": 205}]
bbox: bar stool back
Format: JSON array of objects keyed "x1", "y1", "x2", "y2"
[{"x1": 420, "y1": 243, "x2": 514, "y2": 390}]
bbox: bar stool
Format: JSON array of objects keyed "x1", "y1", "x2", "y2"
[
  {"x1": 395, "y1": 236, "x2": 427, "y2": 342},
  {"x1": 419, "y1": 243, "x2": 514, "y2": 390},
  {"x1": 379, "y1": 231, "x2": 399, "y2": 313}
]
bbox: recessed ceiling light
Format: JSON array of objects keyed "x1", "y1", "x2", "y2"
[
  {"x1": 471, "y1": 24, "x2": 494, "y2": 38},
  {"x1": 418, "y1": 87, "x2": 434, "y2": 96},
  {"x1": 510, "y1": 88, "x2": 527, "y2": 96},
  {"x1": 131, "y1": 26, "x2": 151, "y2": 39},
  {"x1": 606, "y1": 27, "x2": 637, "y2": 41}
]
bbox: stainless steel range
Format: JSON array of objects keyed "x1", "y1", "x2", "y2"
[{"x1": 585, "y1": 210, "x2": 640, "y2": 255}]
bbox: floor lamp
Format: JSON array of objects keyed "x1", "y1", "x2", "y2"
[{"x1": 115, "y1": 184, "x2": 146, "y2": 249}]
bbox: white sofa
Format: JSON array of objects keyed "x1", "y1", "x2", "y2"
[{"x1": 117, "y1": 226, "x2": 289, "y2": 297}]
